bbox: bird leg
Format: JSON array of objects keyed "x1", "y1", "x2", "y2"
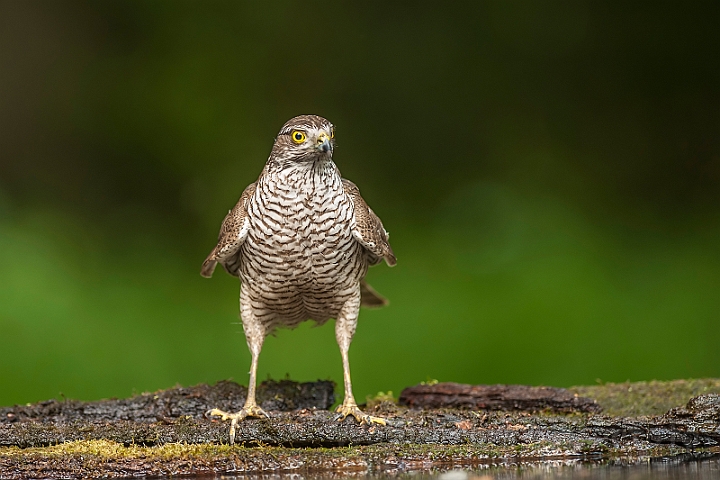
[
  {"x1": 207, "y1": 322, "x2": 269, "y2": 444},
  {"x1": 334, "y1": 294, "x2": 386, "y2": 426}
]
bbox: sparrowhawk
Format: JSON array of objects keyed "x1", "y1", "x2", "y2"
[{"x1": 201, "y1": 114, "x2": 396, "y2": 444}]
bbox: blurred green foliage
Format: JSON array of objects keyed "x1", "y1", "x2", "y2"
[{"x1": 1, "y1": 1, "x2": 719, "y2": 406}]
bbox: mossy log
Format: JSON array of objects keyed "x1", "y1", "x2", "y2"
[{"x1": 1, "y1": 379, "x2": 719, "y2": 479}]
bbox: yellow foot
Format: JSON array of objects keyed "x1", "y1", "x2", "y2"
[
  {"x1": 206, "y1": 405, "x2": 269, "y2": 445},
  {"x1": 335, "y1": 403, "x2": 386, "y2": 426}
]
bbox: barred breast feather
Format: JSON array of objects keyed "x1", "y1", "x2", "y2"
[{"x1": 201, "y1": 158, "x2": 394, "y2": 332}]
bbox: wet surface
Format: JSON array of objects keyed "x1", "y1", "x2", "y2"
[
  {"x1": 210, "y1": 453, "x2": 720, "y2": 480},
  {"x1": 1, "y1": 380, "x2": 335, "y2": 424},
  {"x1": 2, "y1": 391, "x2": 719, "y2": 449},
  {"x1": 400, "y1": 383, "x2": 600, "y2": 413},
  {"x1": 1, "y1": 380, "x2": 719, "y2": 479}
]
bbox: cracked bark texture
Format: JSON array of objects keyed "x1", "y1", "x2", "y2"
[{"x1": 1, "y1": 379, "x2": 719, "y2": 479}]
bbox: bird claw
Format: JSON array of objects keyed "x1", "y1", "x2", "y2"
[
  {"x1": 206, "y1": 405, "x2": 270, "y2": 445},
  {"x1": 335, "y1": 403, "x2": 386, "y2": 426}
]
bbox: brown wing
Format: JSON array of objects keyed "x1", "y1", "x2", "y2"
[
  {"x1": 342, "y1": 178, "x2": 396, "y2": 267},
  {"x1": 200, "y1": 182, "x2": 257, "y2": 278}
]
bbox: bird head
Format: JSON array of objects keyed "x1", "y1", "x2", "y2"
[{"x1": 271, "y1": 115, "x2": 335, "y2": 164}]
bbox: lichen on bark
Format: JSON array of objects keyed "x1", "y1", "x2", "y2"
[{"x1": 1, "y1": 379, "x2": 719, "y2": 479}]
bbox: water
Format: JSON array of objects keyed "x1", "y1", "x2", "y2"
[{"x1": 181, "y1": 453, "x2": 720, "y2": 480}]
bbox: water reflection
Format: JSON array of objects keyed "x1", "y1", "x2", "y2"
[{"x1": 194, "y1": 453, "x2": 720, "y2": 480}]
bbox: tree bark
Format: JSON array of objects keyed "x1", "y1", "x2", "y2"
[{"x1": 1, "y1": 379, "x2": 719, "y2": 479}]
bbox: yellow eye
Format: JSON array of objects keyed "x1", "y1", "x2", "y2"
[
  {"x1": 291, "y1": 130, "x2": 306, "y2": 143},
  {"x1": 330, "y1": 129, "x2": 334, "y2": 139}
]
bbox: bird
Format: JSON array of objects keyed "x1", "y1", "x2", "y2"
[{"x1": 201, "y1": 114, "x2": 396, "y2": 444}]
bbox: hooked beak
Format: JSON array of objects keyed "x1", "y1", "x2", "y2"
[{"x1": 316, "y1": 131, "x2": 332, "y2": 154}]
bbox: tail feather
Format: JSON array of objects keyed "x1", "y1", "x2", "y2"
[{"x1": 360, "y1": 279, "x2": 388, "y2": 308}]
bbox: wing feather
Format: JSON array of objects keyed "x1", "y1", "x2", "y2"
[
  {"x1": 342, "y1": 179, "x2": 396, "y2": 267},
  {"x1": 200, "y1": 182, "x2": 257, "y2": 278}
]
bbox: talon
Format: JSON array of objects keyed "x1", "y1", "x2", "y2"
[
  {"x1": 362, "y1": 414, "x2": 387, "y2": 426},
  {"x1": 335, "y1": 403, "x2": 386, "y2": 426},
  {"x1": 206, "y1": 408, "x2": 233, "y2": 421},
  {"x1": 207, "y1": 405, "x2": 270, "y2": 445}
]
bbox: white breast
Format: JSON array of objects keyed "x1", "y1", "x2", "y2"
[{"x1": 238, "y1": 160, "x2": 367, "y2": 329}]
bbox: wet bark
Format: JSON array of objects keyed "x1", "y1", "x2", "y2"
[
  {"x1": 398, "y1": 382, "x2": 601, "y2": 413},
  {"x1": 1, "y1": 379, "x2": 719, "y2": 479}
]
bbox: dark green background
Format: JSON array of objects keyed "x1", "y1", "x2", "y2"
[{"x1": 1, "y1": 2, "x2": 719, "y2": 407}]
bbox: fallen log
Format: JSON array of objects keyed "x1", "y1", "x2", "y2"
[
  {"x1": 398, "y1": 382, "x2": 601, "y2": 413},
  {"x1": 1, "y1": 379, "x2": 719, "y2": 479}
]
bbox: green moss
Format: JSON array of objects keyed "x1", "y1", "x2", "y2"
[
  {"x1": 2, "y1": 440, "x2": 717, "y2": 478},
  {"x1": 3, "y1": 379, "x2": 720, "y2": 478},
  {"x1": 570, "y1": 378, "x2": 720, "y2": 417},
  {"x1": 0, "y1": 440, "x2": 233, "y2": 461},
  {"x1": 365, "y1": 391, "x2": 397, "y2": 408},
  {"x1": 0, "y1": 440, "x2": 583, "y2": 463}
]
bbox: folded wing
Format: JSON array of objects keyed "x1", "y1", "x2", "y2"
[
  {"x1": 200, "y1": 182, "x2": 257, "y2": 278},
  {"x1": 342, "y1": 178, "x2": 396, "y2": 267}
]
